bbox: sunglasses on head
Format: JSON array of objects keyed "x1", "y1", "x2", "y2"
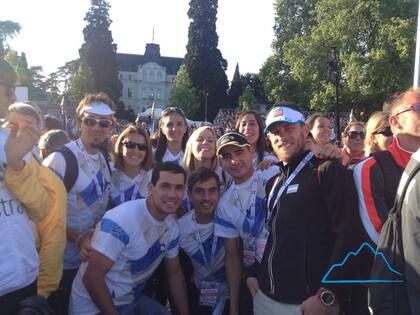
[
  {"x1": 81, "y1": 116, "x2": 113, "y2": 128},
  {"x1": 162, "y1": 106, "x2": 185, "y2": 116},
  {"x1": 374, "y1": 126, "x2": 393, "y2": 137},
  {"x1": 122, "y1": 141, "x2": 148, "y2": 151},
  {"x1": 395, "y1": 103, "x2": 420, "y2": 116},
  {"x1": 348, "y1": 131, "x2": 365, "y2": 139}
]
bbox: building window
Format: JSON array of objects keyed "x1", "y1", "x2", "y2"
[
  {"x1": 142, "y1": 89, "x2": 147, "y2": 99},
  {"x1": 149, "y1": 89, "x2": 154, "y2": 98},
  {"x1": 142, "y1": 71, "x2": 147, "y2": 81},
  {"x1": 157, "y1": 71, "x2": 163, "y2": 81},
  {"x1": 128, "y1": 88, "x2": 132, "y2": 98},
  {"x1": 157, "y1": 89, "x2": 161, "y2": 100},
  {"x1": 128, "y1": 74, "x2": 132, "y2": 80},
  {"x1": 150, "y1": 71, "x2": 155, "y2": 82}
]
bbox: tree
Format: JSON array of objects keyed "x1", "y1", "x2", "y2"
[
  {"x1": 68, "y1": 60, "x2": 95, "y2": 105},
  {"x1": 184, "y1": 0, "x2": 229, "y2": 121},
  {"x1": 169, "y1": 64, "x2": 200, "y2": 119},
  {"x1": 261, "y1": 0, "x2": 416, "y2": 113},
  {"x1": 240, "y1": 73, "x2": 269, "y2": 105},
  {"x1": 227, "y1": 63, "x2": 243, "y2": 109},
  {"x1": 0, "y1": 20, "x2": 21, "y2": 56},
  {"x1": 239, "y1": 85, "x2": 258, "y2": 111},
  {"x1": 79, "y1": 0, "x2": 121, "y2": 104}
]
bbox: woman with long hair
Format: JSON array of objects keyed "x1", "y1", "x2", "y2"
[
  {"x1": 342, "y1": 121, "x2": 366, "y2": 165},
  {"x1": 154, "y1": 107, "x2": 189, "y2": 164},
  {"x1": 235, "y1": 110, "x2": 278, "y2": 166},
  {"x1": 364, "y1": 111, "x2": 393, "y2": 156},
  {"x1": 110, "y1": 125, "x2": 153, "y2": 207},
  {"x1": 306, "y1": 113, "x2": 333, "y2": 145}
]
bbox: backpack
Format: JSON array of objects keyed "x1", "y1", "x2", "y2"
[
  {"x1": 369, "y1": 161, "x2": 420, "y2": 315},
  {"x1": 54, "y1": 145, "x2": 112, "y2": 193}
]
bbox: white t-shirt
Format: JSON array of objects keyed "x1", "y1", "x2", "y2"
[
  {"x1": 110, "y1": 169, "x2": 151, "y2": 207},
  {"x1": 179, "y1": 210, "x2": 226, "y2": 286},
  {"x1": 0, "y1": 127, "x2": 38, "y2": 295},
  {"x1": 69, "y1": 199, "x2": 179, "y2": 315},
  {"x1": 162, "y1": 149, "x2": 184, "y2": 165},
  {"x1": 43, "y1": 140, "x2": 112, "y2": 269},
  {"x1": 252, "y1": 151, "x2": 280, "y2": 185},
  {"x1": 214, "y1": 171, "x2": 267, "y2": 267}
]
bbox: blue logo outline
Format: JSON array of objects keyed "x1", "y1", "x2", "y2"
[{"x1": 321, "y1": 242, "x2": 404, "y2": 284}]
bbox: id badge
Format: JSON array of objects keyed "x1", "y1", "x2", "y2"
[
  {"x1": 256, "y1": 224, "x2": 270, "y2": 263},
  {"x1": 199, "y1": 288, "x2": 218, "y2": 307},
  {"x1": 243, "y1": 249, "x2": 256, "y2": 266}
]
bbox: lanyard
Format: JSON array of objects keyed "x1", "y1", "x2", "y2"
[
  {"x1": 267, "y1": 152, "x2": 314, "y2": 221},
  {"x1": 76, "y1": 139, "x2": 106, "y2": 206},
  {"x1": 233, "y1": 172, "x2": 258, "y2": 229},
  {"x1": 192, "y1": 211, "x2": 218, "y2": 270},
  {"x1": 120, "y1": 170, "x2": 144, "y2": 203}
]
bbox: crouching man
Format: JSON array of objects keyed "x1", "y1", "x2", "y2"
[{"x1": 69, "y1": 162, "x2": 189, "y2": 315}]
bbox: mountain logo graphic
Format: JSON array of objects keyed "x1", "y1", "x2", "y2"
[{"x1": 321, "y1": 242, "x2": 404, "y2": 283}]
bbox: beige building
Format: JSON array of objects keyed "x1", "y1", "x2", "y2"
[{"x1": 116, "y1": 43, "x2": 183, "y2": 114}]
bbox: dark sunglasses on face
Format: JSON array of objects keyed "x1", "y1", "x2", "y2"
[
  {"x1": 122, "y1": 141, "x2": 148, "y2": 151},
  {"x1": 348, "y1": 131, "x2": 365, "y2": 139},
  {"x1": 374, "y1": 126, "x2": 393, "y2": 137},
  {"x1": 82, "y1": 116, "x2": 113, "y2": 128},
  {"x1": 395, "y1": 103, "x2": 420, "y2": 116}
]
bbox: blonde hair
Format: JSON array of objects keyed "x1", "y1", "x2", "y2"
[
  {"x1": 364, "y1": 111, "x2": 389, "y2": 155},
  {"x1": 114, "y1": 125, "x2": 153, "y2": 171},
  {"x1": 182, "y1": 126, "x2": 217, "y2": 176}
]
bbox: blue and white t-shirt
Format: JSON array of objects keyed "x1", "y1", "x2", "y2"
[
  {"x1": 179, "y1": 210, "x2": 226, "y2": 286},
  {"x1": 43, "y1": 140, "x2": 111, "y2": 269},
  {"x1": 253, "y1": 151, "x2": 280, "y2": 185},
  {"x1": 110, "y1": 169, "x2": 151, "y2": 207},
  {"x1": 214, "y1": 171, "x2": 267, "y2": 267},
  {"x1": 69, "y1": 199, "x2": 179, "y2": 315},
  {"x1": 162, "y1": 149, "x2": 184, "y2": 165}
]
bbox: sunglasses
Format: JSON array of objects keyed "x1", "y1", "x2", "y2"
[
  {"x1": 122, "y1": 141, "x2": 148, "y2": 151},
  {"x1": 162, "y1": 106, "x2": 185, "y2": 117},
  {"x1": 348, "y1": 131, "x2": 365, "y2": 139},
  {"x1": 395, "y1": 103, "x2": 420, "y2": 116},
  {"x1": 374, "y1": 126, "x2": 393, "y2": 137},
  {"x1": 82, "y1": 116, "x2": 113, "y2": 128}
]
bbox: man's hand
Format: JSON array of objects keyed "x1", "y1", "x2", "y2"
[
  {"x1": 301, "y1": 295, "x2": 339, "y2": 315},
  {"x1": 313, "y1": 143, "x2": 343, "y2": 160},
  {"x1": 78, "y1": 229, "x2": 94, "y2": 262},
  {"x1": 258, "y1": 159, "x2": 275, "y2": 171},
  {"x1": 246, "y1": 277, "x2": 260, "y2": 297},
  {"x1": 5, "y1": 116, "x2": 40, "y2": 171}
]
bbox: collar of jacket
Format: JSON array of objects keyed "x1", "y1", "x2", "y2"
[{"x1": 279, "y1": 149, "x2": 312, "y2": 175}]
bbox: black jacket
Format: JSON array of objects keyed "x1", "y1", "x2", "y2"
[{"x1": 247, "y1": 150, "x2": 362, "y2": 305}]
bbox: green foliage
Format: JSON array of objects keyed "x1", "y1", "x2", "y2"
[
  {"x1": 239, "y1": 85, "x2": 258, "y2": 111},
  {"x1": 0, "y1": 20, "x2": 21, "y2": 56},
  {"x1": 79, "y1": 0, "x2": 121, "y2": 105},
  {"x1": 262, "y1": 0, "x2": 416, "y2": 113},
  {"x1": 169, "y1": 64, "x2": 200, "y2": 119},
  {"x1": 227, "y1": 63, "x2": 243, "y2": 109},
  {"x1": 184, "y1": 0, "x2": 229, "y2": 121},
  {"x1": 68, "y1": 60, "x2": 95, "y2": 105}
]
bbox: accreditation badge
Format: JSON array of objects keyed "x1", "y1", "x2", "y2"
[
  {"x1": 198, "y1": 280, "x2": 219, "y2": 307},
  {"x1": 256, "y1": 224, "x2": 270, "y2": 263}
]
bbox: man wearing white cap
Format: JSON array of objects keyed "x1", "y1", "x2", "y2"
[{"x1": 43, "y1": 92, "x2": 115, "y2": 314}]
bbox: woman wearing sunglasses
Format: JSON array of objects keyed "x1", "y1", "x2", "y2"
[
  {"x1": 365, "y1": 111, "x2": 393, "y2": 156},
  {"x1": 110, "y1": 125, "x2": 153, "y2": 207},
  {"x1": 154, "y1": 107, "x2": 189, "y2": 165},
  {"x1": 342, "y1": 121, "x2": 366, "y2": 165}
]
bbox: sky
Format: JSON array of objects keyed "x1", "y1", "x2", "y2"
[{"x1": 2, "y1": 0, "x2": 276, "y2": 80}]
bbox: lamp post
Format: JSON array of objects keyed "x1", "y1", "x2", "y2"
[
  {"x1": 327, "y1": 47, "x2": 341, "y2": 144},
  {"x1": 204, "y1": 91, "x2": 209, "y2": 122}
]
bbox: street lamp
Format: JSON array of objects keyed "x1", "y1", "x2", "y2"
[
  {"x1": 327, "y1": 47, "x2": 341, "y2": 144},
  {"x1": 204, "y1": 91, "x2": 209, "y2": 122}
]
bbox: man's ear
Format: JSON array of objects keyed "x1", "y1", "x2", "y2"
[
  {"x1": 303, "y1": 124, "x2": 309, "y2": 137},
  {"x1": 389, "y1": 115, "x2": 402, "y2": 130}
]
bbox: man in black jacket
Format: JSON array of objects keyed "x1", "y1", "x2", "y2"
[{"x1": 246, "y1": 105, "x2": 361, "y2": 315}]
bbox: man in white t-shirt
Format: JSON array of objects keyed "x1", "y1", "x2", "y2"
[
  {"x1": 179, "y1": 168, "x2": 228, "y2": 315},
  {"x1": 69, "y1": 162, "x2": 190, "y2": 315},
  {"x1": 214, "y1": 132, "x2": 268, "y2": 315},
  {"x1": 43, "y1": 93, "x2": 115, "y2": 313}
]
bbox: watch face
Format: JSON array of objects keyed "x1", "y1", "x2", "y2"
[{"x1": 321, "y1": 291, "x2": 335, "y2": 306}]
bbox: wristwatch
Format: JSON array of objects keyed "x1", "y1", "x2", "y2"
[{"x1": 316, "y1": 287, "x2": 336, "y2": 306}]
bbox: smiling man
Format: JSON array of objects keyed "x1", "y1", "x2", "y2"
[
  {"x1": 69, "y1": 162, "x2": 190, "y2": 315},
  {"x1": 43, "y1": 93, "x2": 115, "y2": 313}
]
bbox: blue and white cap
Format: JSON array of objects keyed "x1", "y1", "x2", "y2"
[
  {"x1": 264, "y1": 105, "x2": 305, "y2": 133},
  {"x1": 81, "y1": 101, "x2": 115, "y2": 116}
]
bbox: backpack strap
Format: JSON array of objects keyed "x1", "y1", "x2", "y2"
[
  {"x1": 54, "y1": 146, "x2": 78, "y2": 193},
  {"x1": 393, "y1": 162, "x2": 420, "y2": 216}
]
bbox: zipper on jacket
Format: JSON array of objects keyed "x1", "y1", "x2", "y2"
[
  {"x1": 304, "y1": 243, "x2": 310, "y2": 295},
  {"x1": 268, "y1": 202, "x2": 278, "y2": 295}
]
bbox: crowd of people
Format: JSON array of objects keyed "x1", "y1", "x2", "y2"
[{"x1": 0, "y1": 56, "x2": 420, "y2": 315}]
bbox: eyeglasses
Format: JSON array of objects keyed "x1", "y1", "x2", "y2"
[
  {"x1": 395, "y1": 103, "x2": 420, "y2": 116},
  {"x1": 122, "y1": 141, "x2": 148, "y2": 151},
  {"x1": 348, "y1": 131, "x2": 365, "y2": 139},
  {"x1": 81, "y1": 116, "x2": 113, "y2": 128},
  {"x1": 162, "y1": 106, "x2": 185, "y2": 117},
  {"x1": 373, "y1": 126, "x2": 393, "y2": 137}
]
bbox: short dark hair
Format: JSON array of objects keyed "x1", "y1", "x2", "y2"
[
  {"x1": 188, "y1": 167, "x2": 220, "y2": 193},
  {"x1": 151, "y1": 162, "x2": 187, "y2": 186}
]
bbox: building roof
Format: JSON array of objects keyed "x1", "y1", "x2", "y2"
[{"x1": 116, "y1": 43, "x2": 183, "y2": 75}]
